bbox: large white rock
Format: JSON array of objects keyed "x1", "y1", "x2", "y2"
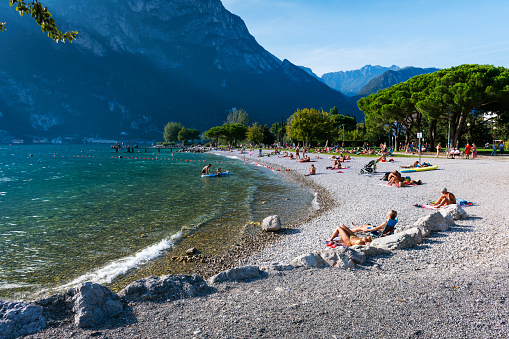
[
  {"x1": 350, "y1": 245, "x2": 392, "y2": 257},
  {"x1": 70, "y1": 282, "x2": 123, "y2": 328},
  {"x1": 208, "y1": 266, "x2": 262, "y2": 284},
  {"x1": 371, "y1": 232, "x2": 416, "y2": 250},
  {"x1": 440, "y1": 205, "x2": 468, "y2": 220},
  {"x1": 319, "y1": 246, "x2": 363, "y2": 268},
  {"x1": 290, "y1": 251, "x2": 327, "y2": 268},
  {"x1": 0, "y1": 300, "x2": 46, "y2": 338},
  {"x1": 413, "y1": 211, "x2": 450, "y2": 232},
  {"x1": 403, "y1": 227, "x2": 423, "y2": 244},
  {"x1": 261, "y1": 215, "x2": 281, "y2": 232}
]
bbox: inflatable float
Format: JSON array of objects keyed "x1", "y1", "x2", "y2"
[
  {"x1": 400, "y1": 165, "x2": 438, "y2": 173},
  {"x1": 201, "y1": 171, "x2": 230, "y2": 177}
]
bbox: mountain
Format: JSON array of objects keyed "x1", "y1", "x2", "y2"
[
  {"x1": 321, "y1": 65, "x2": 400, "y2": 96},
  {"x1": 0, "y1": 0, "x2": 359, "y2": 142},
  {"x1": 357, "y1": 66, "x2": 440, "y2": 96}
]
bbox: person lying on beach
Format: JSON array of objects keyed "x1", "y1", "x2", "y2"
[
  {"x1": 400, "y1": 161, "x2": 430, "y2": 169},
  {"x1": 387, "y1": 171, "x2": 421, "y2": 187},
  {"x1": 304, "y1": 164, "x2": 316, "y2": 176},
  {"x1": 431, "y1": 188, "x2": 456, "y2": 208},
  {"x1": 299, "y1": 155, "x2": 311, "y2": 162},
  {"x1": 202, "y1": 164, "x2": 212, "y2": 175},
  {"x1": 279, "y1": 152, "x2": 289, "y2": 158},
  {"x1": 327, "y1": 224, "x2": 372, "y2": 247},
  {"x1": 349, "y1": 210, "x2": 398, "y2": 235}
]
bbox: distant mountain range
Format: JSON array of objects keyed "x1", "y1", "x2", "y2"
[
  {"x1": 357, "y1": 66, "x2": 440, "y2": 96},
  {"x1": 0, "y1": 0, "x2": 359, "y2": 142},
  {"x1": 321, "y1": 65, "x2": 401, "y2": 96}
]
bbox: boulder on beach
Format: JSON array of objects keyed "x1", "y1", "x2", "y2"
[
  {"x1": 208, "y1": 265, "x2": 263, "y2": 284},
  {"x1": 290, "y1": 251, "x2": 328, "y2": 268},
  {"x1": 0, "y1": 300, "x2": 46, "y2": 339},
  {"x1": 320, "y1": 246, "x2": 364, "y2": 268},
  {"x1": 69, "y1": 282, "x2": 123, "y2": 328},
  {"x1": 261, "y1": 215, "x2": 281, "y2": 232},
  {"x1": 440, "y1": 204, "x2": 468, "y2": 220},
  {"x1": 413, "y1": 211, "x2": 451, "y2": 233},
  {"x1": 371, "y1": 232, "x2": 416, "y2": 250},
  {"x1": 119, "y1": 274, "x2": 211, "y2": 302}
]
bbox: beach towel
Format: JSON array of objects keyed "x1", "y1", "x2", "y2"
[
  {"x1": 378, "y1": 182, "x2": 417, "y2": 187},
  {"x1": 414, "y1": 200, "x2": 473, "y2": 209}
]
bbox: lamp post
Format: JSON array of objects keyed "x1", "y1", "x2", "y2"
[
  {"x1": 339, "y1": 124, "x2": 345, "y2": 147},
  {"x1": 467, "y1": 123, "x2": 471, "y2": 144},
  {"x1": 493, "y1": 126, "x2": 497, "y2": 156}
]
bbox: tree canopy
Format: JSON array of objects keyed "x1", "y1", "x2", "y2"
[
  {"x1": 286, "y1": 108, "x2": 336, "y2": 145},
  {"x1": 358, "y1": 64, "x2": 509, "y2": 149},
  {"x1": 163, "y1": 122, "x2": 183, "y2": 142},
  {"x1": 2, "y1": 1, "x2": 78, "y2": 42},
  {"x1": 226, "y1": 109, "x2": 251, "y2": 127},
  {"x1": 177, "y1": 128, "x2": 200, "y2": 145}
]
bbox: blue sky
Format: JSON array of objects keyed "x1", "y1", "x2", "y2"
[{"x1": 221, "y1": 0, "x2": 509, "y2": 76}]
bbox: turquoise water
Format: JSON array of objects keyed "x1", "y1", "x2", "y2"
[{"x1": 0, "y1": 145, "x2": 313, "y2": 298}]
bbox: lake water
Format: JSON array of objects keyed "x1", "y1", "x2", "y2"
[{"x1": 0, "y1": 144, "x2": 314, "y2": 299}]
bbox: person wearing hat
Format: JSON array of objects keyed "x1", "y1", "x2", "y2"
[{"x1": 432, "y1": 188, "x2": 456, "y2": 208}]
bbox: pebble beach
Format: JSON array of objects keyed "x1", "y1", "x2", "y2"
[{"x1": 26, "y1": 151, "x2": 509, "y2": 339}]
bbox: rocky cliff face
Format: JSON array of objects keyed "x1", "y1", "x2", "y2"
[
  {"x1": 322, "y1": 65, "x2": 400, "y2": 96},
  {"x1": 0, "y1": 0, "x2": 357, "y2": 142}
]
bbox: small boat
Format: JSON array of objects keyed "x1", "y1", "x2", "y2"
[
  {"x1": 201, "y1": 171, "x2": 230, "y2": 178},
  {"x1": 400, "y1": 165, "x2": 438, "y2": 173}
]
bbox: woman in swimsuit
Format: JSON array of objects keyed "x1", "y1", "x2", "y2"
[{"x1": 327, "y1": 224, "x2": 372, "y2": 247}]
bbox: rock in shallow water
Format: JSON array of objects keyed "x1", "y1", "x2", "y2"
[{"x1": 262, "y1": 215, "x2": 281, "y2": 232}]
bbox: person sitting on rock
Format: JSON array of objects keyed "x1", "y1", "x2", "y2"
[
  {"x1": 431, "y1": 188, "x2": 456, "y2": 208},
  {"x1": 326, "y1": 224, "x2": 372, "y2": 247}
]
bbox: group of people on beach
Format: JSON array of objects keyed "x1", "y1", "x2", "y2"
[{"x1": 327, "y1": 186, "x2": 456, "y2": 247}]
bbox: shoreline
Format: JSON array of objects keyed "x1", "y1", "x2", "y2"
[{"x1": 18, "y1": 151, "x2": 509, "y2": 338}]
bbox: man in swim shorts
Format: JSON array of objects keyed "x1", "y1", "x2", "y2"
[
  {"x1": 202, "y1": 164, "x2": 211, "y2": 175},
  {"x1": 431, "y1": 188, "x2": 456, "y2": 208}
]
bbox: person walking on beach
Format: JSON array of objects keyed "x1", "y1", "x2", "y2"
[
  {"x1": 465, "y1": 143, "x2": 471, "y2": 159},
  {"x1": 431, "y1": 188, "x2": 456, "y2": 208},
  {"x1": 472, "y1": 143, "x2": 477, "y2": 159},
  {"x1": 202, "y1": 164, "x2": 212, "y2": 175},
  {"x1": 491, "y1": 143, "x2": 497, "y2": 156},
  {"x1": 500, "y1": 141, "x2": 505, "y2": 155},
  {"x1": 436, "y1": 143, "x2": 441, "y2": 157},
  {"x1": 295, "y1": 146, "x2": 300, "y2": 159}
]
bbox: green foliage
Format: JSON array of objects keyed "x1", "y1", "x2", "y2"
[
  {"x1": 177, "y1": 128, "x2": 200, "y2": 145},
  {"x1": 358, "y1": 64, "x2": 509, "y2": 149},
  {"x1": 287, "y1": 108, "x2": 336, "y2": 145},
  {"x1": 164, "y1": 122, "x2": 183, "y2": 142},
  {"x1": 5, "y1": 1, "x2": 78, "y2": 42},
  {"x1": 226, "y1": 109, "x2": 251, "y2": 127},
  {"x1": 223, "y1": 123, "x2": 247, "y2": 145},
  {"x1": 270, "y1": 121, "x2": 286, "y2": 143},
  {"x1": 246, "y1": 122, "x2": 264, "y2": 145}
]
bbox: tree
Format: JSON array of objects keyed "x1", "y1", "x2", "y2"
[
  {"x1": 164, "y1": 122, "x2": 183, "y2": 142},
  {"x1": 2, "y1": 1, "x2": 78, "y2": 42},
  {"x1": 204, "y1": 126, "x2": 225, "y2": 146},
  {"x1": 226, "y1": 109, "x2": 251, "y2": 127},
  {"x1": 223, "y1": 123, "x2": 247, "y2": 145},
  {"x1": 178, "y1": 128, "x2": 200, "y2": 145},
  {"x1": 246, "y1": 122, "x2": 264, "y2": 145},
  {"x1": 286, "y1": 108, "x2": 336, "y2": 146}
]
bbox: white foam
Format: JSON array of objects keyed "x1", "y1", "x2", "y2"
[
  {"x1": 59, "y1": 231, "x2": 182, "y2": 290},
  {"x1": 311, "y1": 192, "x2": 320, "y2": 210}
]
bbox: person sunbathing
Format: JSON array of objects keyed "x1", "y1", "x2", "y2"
[
  {"x1": 431, "y1": 188, "x2": 456, "y2": 208},
  {"x1": 289, "y1": 153, "x2": 294, "y2": 159},
  {"x1": 327, "y1": 224, "x2": 372, "y2": 247},
  {"x1": 279, "y1": 151, "x2": 289, "y2": 158},
  {"x1": 388, "y1": 171, "x2": 421, "y2": 187},
  {"x1": 304, "y1": 164, "x2": 316, "y2": 176},
  {"x1": 299, "y1": 155, "x2": 311, "y2": 162},
  {"x1": 349, "y1": 210, "x2": 398, "y2": 236},
  {"x1": 400, "y1": 161, "x2": 420, "y2": 168}
]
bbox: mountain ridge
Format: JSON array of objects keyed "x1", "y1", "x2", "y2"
[{"x1": 0, "y1": 0, "x2": 358, "y2": 142}]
